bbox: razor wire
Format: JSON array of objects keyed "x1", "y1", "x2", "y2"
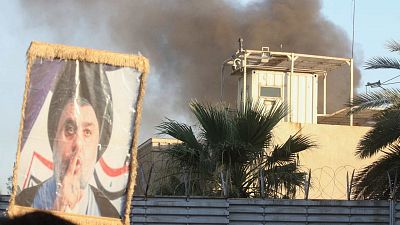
[{"x1": 137, "y1": 148, "x2": 395, "y2": 200}]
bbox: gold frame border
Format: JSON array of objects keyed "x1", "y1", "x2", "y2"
[{"x1": 7, "y1": 41, "x2": 149, "y2": 225}]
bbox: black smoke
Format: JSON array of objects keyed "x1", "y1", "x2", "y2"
[{"x1": 17, "y1": 0, "x2": 360, "y2": 140}]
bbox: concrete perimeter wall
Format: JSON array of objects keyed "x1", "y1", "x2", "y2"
[{"x1": 273, "y1": 122, "x2": 379, "y2": 199}]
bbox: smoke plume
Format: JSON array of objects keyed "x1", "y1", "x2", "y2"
[{"x1": 17, "y1": 0, "x2": 360, "y2": 141}]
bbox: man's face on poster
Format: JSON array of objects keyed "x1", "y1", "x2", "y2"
[
  {"x1": 52, "y1": 99, "x2": 100, "y2": 189},
  {"x1": 12, "y1": 58, "x2": 144, "y2": 218}
]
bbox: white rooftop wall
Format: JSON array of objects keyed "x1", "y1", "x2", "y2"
[{"x1": 238, "y1": 70, "x2": 318, "y2": 124}]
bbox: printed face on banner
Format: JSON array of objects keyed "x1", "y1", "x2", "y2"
[{"x1": 15, "y1": 59, "x2": 141, "y2": 218}]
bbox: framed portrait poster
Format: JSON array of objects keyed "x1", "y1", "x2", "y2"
[{"x1": 8, "y1": 42, "x2": 149, "y2": 225}]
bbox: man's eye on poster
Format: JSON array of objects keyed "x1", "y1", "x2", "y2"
[{"x1": 8, "y1": 42, "x2": 149, "y2": 225}]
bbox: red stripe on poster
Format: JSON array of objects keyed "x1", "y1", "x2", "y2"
[
  {"x1": 99, "y1": 158, "x2": 128, "y2": 177},
  {"x1": 23, "y1": 152, "x2": 53, "y2": 189}
]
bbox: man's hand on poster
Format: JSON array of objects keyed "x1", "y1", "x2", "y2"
[{"x1": 53, "y1": 153, "x2": 83, "y2": 212}]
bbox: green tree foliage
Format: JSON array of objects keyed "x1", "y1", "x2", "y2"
[
  {"x1": 349, "y1": 40, "x2": 400, "y2": 199},
  {"x1": 156, "y1": 100, "x2": 316, "y2": 198}
]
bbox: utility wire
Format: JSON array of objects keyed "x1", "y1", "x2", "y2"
[
  {"x1": 381, "y1": 81, "x2": 400, "y2": 86},
  {"x1": 382, "y1": 74, "x2": 400, "y2": 84}
]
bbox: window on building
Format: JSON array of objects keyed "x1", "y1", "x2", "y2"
[{"x1": 260, "y1": 87, "x2": 281, "y2": 98}]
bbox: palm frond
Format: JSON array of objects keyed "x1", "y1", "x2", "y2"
[
  {"x1": 269, "y1": 132, "x2": 316, "y2": 164},
  {"x1": 347, "y1": 89, "x2": 400, "y2": 114},
  {"x1": 155, "y1": 99, "x2": 313, "y2": 198},
  {"x1": 356, "y1": 109, "x2": 400, "y2": 158},
  {"x1": 229, "y1": 100, "x2": 288, "y2": 167},
  {"x1": 353, "y1": 146, "x2": 400, "y2": 200},
  {"x1": 365, "y1": 57, "x2": 400, "y2": 70},
  {"x1": 264, "y1": 163, "x2": 306, "y2": 198},
  {"x1": 229, "y1": 163, "x2": 252, "y2": 197},
  {"x1": 236, "y1": 100, "x2": 287, "y2": 148},
  {"x1": 349, "y1": 41, "x2": 400, "y2": 199},
  {"x1": 157, "y1": 118, "x2": 201, "y2": 149},
  {"x1": 190, "y1": 100, "x2": 233, "y2": 145},
  {"x1": 386, "y1": 40, "x2": 400, "y2": 53},
  {"x1": 163, "y1": 144, "x2": 200, "y2": 168}
]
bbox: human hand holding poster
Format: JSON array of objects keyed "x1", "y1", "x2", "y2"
[{"x1": 8, "y1": 42, "x2": 149, "y2": 225}]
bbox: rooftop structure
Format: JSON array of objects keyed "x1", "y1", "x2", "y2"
[{"x1": 225, "y1": 39, "x2": 370, "y2": 126}]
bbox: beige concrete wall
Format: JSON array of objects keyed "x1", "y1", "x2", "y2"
[
  {"x1": 137, "y1": 125, "x2": 379, "y2": 199},
  {"x1": 135, "y1": 138, "x2": 181, "y2": 195},
  {"x1": 273, "y1": 122, "x2": 379, "y2": 199}
]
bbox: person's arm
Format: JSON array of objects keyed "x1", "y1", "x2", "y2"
[{"x1": 52, "y1": 154, "x2": 83, "y2": 211}]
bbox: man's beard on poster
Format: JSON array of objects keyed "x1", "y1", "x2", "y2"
[{"x1": 53, "y1": 144, "x2": 96, "y2": 190}]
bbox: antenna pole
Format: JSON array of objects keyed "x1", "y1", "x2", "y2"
[{"x1": 351, "y1": 0, "x2": 356, "y2": 58}]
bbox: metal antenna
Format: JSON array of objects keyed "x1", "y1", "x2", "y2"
[
  {"x1": 304, "y1": 169, "x2": 311, "y2": 200},
  {"x1": 259, "y1": 169, "x2": 265, "y2": 198},
  {"x1": 346, "y1": 169, "x2": 355, "y2": 200},
  {"x1": 351, "y1": 0, "x2": 356, "y2": 58},
  {"x1": 239, "y1": 38, "x2": 244, "y2": 52}
]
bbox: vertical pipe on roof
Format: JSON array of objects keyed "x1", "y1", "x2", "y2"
[
  {"x1": 243, "y1": 51, "x2": 247, "y2": 112},
  {"x1": 289, "y1": 53, "x2": 295, "y2": 123},
  {"x1": 324, "y1": 72, "x2": 327, "y2": 115},
  {"x1": 350, "y1": 59, "x2": 354, "y2": 126}
]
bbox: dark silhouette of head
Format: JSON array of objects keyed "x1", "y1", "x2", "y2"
[{"x1": 2, "y1": 211, "x2": 76, "y2": 225}]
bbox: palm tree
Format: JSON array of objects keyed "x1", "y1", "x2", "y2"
[
  {"x1": 349, "y1": 40, "x2": 400, "y2": 199},
  {"x1": 156, "y1": 100, "x2": 315, "y2": 198}
]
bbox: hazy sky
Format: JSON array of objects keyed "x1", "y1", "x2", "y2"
[{"x1": 0, "y1": 0, "x2": 399, "y2": 193}]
